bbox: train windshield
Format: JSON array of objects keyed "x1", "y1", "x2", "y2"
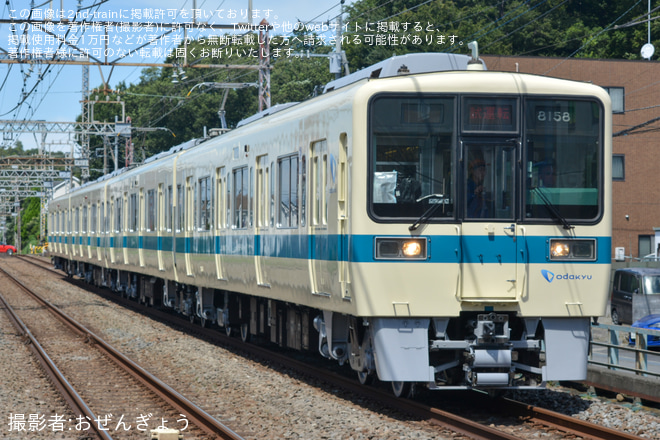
[
  {"x1": 370, "y1": 96, "x2": 455, "y2": 220},
  {"x1": 524, "y1": 99, "x2": 602, "y2": 221},
  {"x1": 369, "y1": 95, "x2": 603, "y2": 224}
]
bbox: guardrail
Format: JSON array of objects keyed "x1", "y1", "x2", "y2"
[{"x1": 589, "y1": 322, "x2": 660, "y2": 379}]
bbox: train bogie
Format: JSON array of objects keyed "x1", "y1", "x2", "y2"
[{"x1": 49, "y1": 51, "x2": 612, "y2": 393}]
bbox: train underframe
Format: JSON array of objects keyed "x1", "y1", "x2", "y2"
[{"x1": 54, "y1": 256, "x2": 587, "y2": 397}]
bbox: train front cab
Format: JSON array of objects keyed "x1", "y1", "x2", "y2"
[{"x1": 347, "y1": 73, "x2": 612, "y2": 393}]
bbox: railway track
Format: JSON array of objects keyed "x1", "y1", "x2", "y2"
[
  {"x1": 0, "y1": 257, "x2": 243, "y2": 440},
  {"x1": 14, "y1": 255, "x2": 649, "y2": 440}
]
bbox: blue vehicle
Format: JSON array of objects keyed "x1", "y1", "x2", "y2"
[{"x1": 629, "y1": 314, "x2": 660, "y2": 348}]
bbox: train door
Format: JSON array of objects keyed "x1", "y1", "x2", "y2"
[
  {"x1": 309, "y1": 140, "x2": 335, "y2": 296},
  {"x1": 101, "y1": 201, "x2": 109, "y2": 266},
  {"x1": 185, "y1": 177, "x2": 194, "y2": 277},
  {"x1": 254, "y1": 155, "x2": 270, "y2": 287},
  {"x1": 138, "y1": 189, "x2": 145, "y2": 267},
  {"x1": 110, "y1": 198, "x2": 117, "y2": 263},
  {"x1": 157, "y1": 184, "x2": 164, "y2": 271},
  {"x1": 73, "y1": 206, "x2": 80, "y2": 257},
  {"x1": 122, "y1": 194, "x2": 129, "y2": 264},
  {"x1": 214, "y1": 167, "x2": 227, "y2": 280},
  {"x1": 93, "y1": 203, "x2": 101, "y2": 262},
  {"x1": 84, "y1": 204, "x2": 92, "y2": 259},
  {"x1": 172, "y1": 182, "x2": 185, "y2": 282},
  {"x1": 460, "y1": 142, "x2": 520, "y2": 301},
  {"x1": 338, "y1": 133, "x2": 351, "y2": 299}
]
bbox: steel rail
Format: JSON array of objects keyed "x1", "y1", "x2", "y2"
[
  {"x1": 0, "y1": 269, "x2": 113, "y2": 440},
  {"x1": 20, "y1": 256, "x2": 645, "y2": 440},
  {"x1": 495, "y1": 397, "x2": 644, "y2": 440},
  {"x1": 0, "y1": 262, "x2": 244, "y2": 440}
]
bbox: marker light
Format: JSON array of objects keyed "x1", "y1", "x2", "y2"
[
  {"x1": 375, "y1": 237, "x2": 428, "y2": 260},
  {"x1": 548, "y1": 239, "x2": 596, "y2": 261}
]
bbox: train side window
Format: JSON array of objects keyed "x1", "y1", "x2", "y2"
[
  {"x1": 177, "y1": 184, "x2": 184, "y2": 232},
  {"x1": 249, "y1": 166, "x2": 254, "y2": 228},
  {"x1": 278, "y1": 154, "x2": 299, "y2": 228},
  {"x1": 191, "y1": 178, "x2": 197, "y2": 231},
  {"x1": 110, "y1": 200, "x2": 115, "y2": 232},
  {"x1": 310, "y1": 140, "x2": 328, "y2": 227},
  {"x1": 198, "y1": 176, "x2": 211, "y2": 231},
  {"x1": 226, "y1": 177, "x2": 231, "y2": 228},
  {"x1": 255, "y1": 157, "x2": 268, "y2": 228},
  {"x1": 233, "y1": 166, "x2": 248, "y2": 229},
  {"x1": 100, "y1": 203, "x2": 104, "y2": 234},
  {"x1": 139, "y1": 189, "x2": 144, "y2": 232},
  {"x1": 115, "y1": 197, "x2": 122, "y2": 233},
  {"x1": 74, "y1": 207, "x2": 79, "y2": 233},
  {"x1": 129, "y1": 194, "x2": 137, "y2": 232},
  {"x1": 301, "y1": 155, "x2": 306, "y2": 227},
  {"x1": 147, "y1": 189, "x2": 156, "y2": 232},
  {"x1": 216, "y1": 168, "x2": 225, "y2": 230},
  {"x1": 158, "y1": 184, "x2": 164, "y2": 232},
  {"x1": 82, "y1": 205, "x2": 88, "y2": 234},
  {"x1": 167, "y1": 185, "x2": 173, "y2": 231},
  {"x1": 104, "y1": 202, "x2": 110, "y2": 234},
  {"x1": 91, "y1": 204, "x2": 97, "y2": 233},
  {"x1": 322, "y1": 153, "x2": 328, "y2": 225},
  {"x1": 270, "y1": 161, "x2": 275, "y2": 227},
  {"x1": 123, "y1": 193, "x2": 128, "y2": 232}
]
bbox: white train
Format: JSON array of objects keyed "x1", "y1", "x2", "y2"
[{"x1": 49, "y1": 51, "x2": 612, "y2": 397}]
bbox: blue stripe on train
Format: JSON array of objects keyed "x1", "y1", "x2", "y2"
[{"x1": 50, "y1": 234, "x2": 611, "y2": 264}]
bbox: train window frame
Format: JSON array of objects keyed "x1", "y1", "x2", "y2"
[
  {"x1": 277, "y1": 154, "x2": 299, "y2": 229},
  {"x1": 198, "y1": 176, "x2": 212, "y2": 231},
  {"x1": 129, "y1": 193, "x2": 138, "y2": 232},
  {"x1": 147, "y1": 189, "x2": 156, "y2": 232},
  {"x1": 255, "y1": 156, "x2": 269, "y2": 229},
  {"x1": 522, "y1": 96, "x2": 604, "y2": 225},
  {"x1": 176, "y1": 184, "x2": 184, "y2": 233},
  {"x1": 215, "y1": 168, "x2": 225, "y2": 230},
  {"x1": 301, "y1": 155, "x2": 306, "y2": 227},
  {"x1": 249, "y1": 167, "x2": 254, "y2": 228},
  {"x1": 100, "y1": 202, "x2": 105, "y2": 234},
  {"x1": 115, "y1": 196, "x2": 122, "y2": 233},
  {"x1": 167, "y1": 185, "x2": 173, "y2": 232},
  {"x1": 90, "y1": 203, "x2": 96, "y2": 234},
  {"x1": 270, "y1": 161, "x2": 275, "y2": 227},
  {"x1": 232, "y1": 166, "x2": 249, "y2": 229},
  {"x1": 367, "y1": 93, "x2": 457, "y2": 224},
  {"x1": 82, "y1": 204, "x2": 88, "y2": 234},
  {"x1": 123, "y1": 193, "x2": 128, "y2": 233},
  {"x1": 158, "y1": 184, "x2": 164, "y2": 232},
  {"x1": 186, "y1": 177, "x2": 193, "y2": 232}
]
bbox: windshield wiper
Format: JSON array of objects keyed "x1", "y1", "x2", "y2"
[
  {"x1": 532, "y1": 187, "x2": 573, "y2": 230},
  {"x1": 409, "y1": 194, "x2": 445, "y2": 231}
]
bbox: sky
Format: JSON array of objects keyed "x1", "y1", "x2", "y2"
[{"x1": 0, "y1": 0, "x2": 355, "y2": 152}]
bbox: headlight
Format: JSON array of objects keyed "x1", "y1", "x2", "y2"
[
  {"x1": 548, "y1": 239, "x2": 596, "y2": 261},
  {"x1": 375, "y1": 237, "x2": 427, "y2": 260}
]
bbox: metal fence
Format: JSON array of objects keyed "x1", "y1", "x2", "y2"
[{"x1": 589, "y1": 322, "x2": 660, "y2": 379}]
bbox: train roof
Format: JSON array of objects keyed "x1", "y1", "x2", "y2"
[
  {"x1": 236, "y1": 102, "x2": 299, "y2": 128},
  {"x1": 322, "y1": 52, "x2": 482, "y2": 93},
  {"x1": 143, "y1": 138, "x2": 203, "y2": 164},
  {"x1": 234, "y1": 53, "x2": 484, "y2": 129}
]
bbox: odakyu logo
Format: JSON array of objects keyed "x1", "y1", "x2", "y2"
[{"x1": 541, "y1": 269, "x2": 592, "y2": 283}]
